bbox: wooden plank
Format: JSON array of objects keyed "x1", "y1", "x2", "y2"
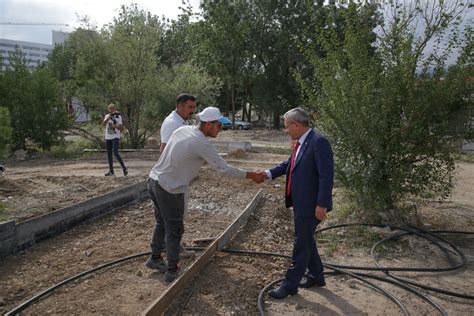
[
  {"x1": 142, "y1": 189, "x2": 263, "y2": 316},
  {"x1": 217, "y1": 189, "x2": 263, "y2": 250}
]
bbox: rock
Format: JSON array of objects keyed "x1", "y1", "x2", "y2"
[
  {"x1": 348, "y1": 280, "x2": 359, "y2": 289},
  {"x1": 13, "y1": 149, "x2": 27, "y2": 161},
  {"x1": 136, "y1": 270, "x2": 143, "y2": 277},
  {"x1": 0, "y1": 297, "x2": 5, "y2": 306},
  {"x1": 138, "y1": 294, "x2": 144, "y2": 300}
]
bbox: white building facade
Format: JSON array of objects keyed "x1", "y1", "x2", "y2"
[
  {"x1": 0, "y1": 38, "x2": 52, "y2": 70},
  {"x1": 0, "y1": 30, "x2": 69, "y2": 71}
]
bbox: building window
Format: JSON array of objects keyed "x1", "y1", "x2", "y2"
[
  {"x1": 0, "y1": 43, "x2": 18, "y2": 48},
  {"x1": 22, "y1": 45, "x2": 41, "y2": 51},
  {"x1": 29, "y1": 53, "x2": 41, "y2": 57}
]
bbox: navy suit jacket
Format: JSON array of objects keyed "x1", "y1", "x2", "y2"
[{"x1": 270, "y1": 129, "x2": 334, "y2": 217}]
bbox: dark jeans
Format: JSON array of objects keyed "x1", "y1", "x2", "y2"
[
  {"x1": 147, "y1": 178, "x2": 185, "y2": 270},
  {"x1": 283, "y1": 215, "x2": 324, "y2": 290},
  {"x1": 106, "y1": 138, "x2": 126, "y2": 173}
]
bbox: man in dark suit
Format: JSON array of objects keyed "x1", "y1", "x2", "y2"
[{"x1": 261, "y1": 107, "x2": 334, "y2": 299}]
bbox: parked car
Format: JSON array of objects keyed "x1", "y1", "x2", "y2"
[
  {"x1": 221, "y1": 116, "x2": 232, "y2": 130},
  {"x1": 233, "y1": 119, "x2": 252, "y2": 130},
  {"x1": 221, "y1": 117, "x2": 252, "y2": 130}
]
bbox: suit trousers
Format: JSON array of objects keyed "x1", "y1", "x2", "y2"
[
  {"x1": 282, "y1": 215, "x2": 324, "y2": 290},
  {"x1": 147, "y1": 178, "x2": 185, "y2": 270}
]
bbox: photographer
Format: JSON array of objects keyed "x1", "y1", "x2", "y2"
[{"x1": 101, "y1": 103, "x2": 128, "y2": 177}]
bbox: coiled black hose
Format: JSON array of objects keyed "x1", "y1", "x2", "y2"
[{"x1": 5, "y1": 224, "x2": 473, "y2": 315}]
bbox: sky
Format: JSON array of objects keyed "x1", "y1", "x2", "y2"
[{"x1": 0, "y1": 0, "x2": 202, "y2": 44}]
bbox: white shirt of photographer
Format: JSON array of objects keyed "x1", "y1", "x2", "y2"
[{"x1": 104, "y1": 114, "x2": 122, "y2": 140}]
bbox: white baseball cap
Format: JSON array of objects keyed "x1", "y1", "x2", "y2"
[{"x1": 197, "y1": 107, "x2": 227, "y2": 123}]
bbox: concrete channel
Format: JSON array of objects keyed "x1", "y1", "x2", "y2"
[{"x1": 0, "y1": 181, "x2": 148, "y2": 257}]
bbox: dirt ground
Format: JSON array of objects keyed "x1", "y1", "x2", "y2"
[{"x1": 0, "y1": 129, "x2": 473, "y2": 315}]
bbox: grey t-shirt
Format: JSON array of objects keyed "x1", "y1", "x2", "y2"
[{"x1": 150, "y1": 126, "x2": 247, "y2": 194}]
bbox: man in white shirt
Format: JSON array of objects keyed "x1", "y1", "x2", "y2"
[
  {"x1": 101, "y1": 103, "x2": 128, "y2": 177},
  {"x1": 145, "y1": 107, "x2": 265, "y2": 283},
  {"x1": 160, "y1": 93, "x2": 197, "y2": 153},
  {"x1": 160, "y1": 93, "x2": 197, "y2": 258}
]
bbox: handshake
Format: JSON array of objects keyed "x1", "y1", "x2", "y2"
[{"x1": 247, "y1": 170, "x2": 268, "y2": 184}]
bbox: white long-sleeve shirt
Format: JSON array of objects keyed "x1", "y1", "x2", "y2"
[{"x1": 149, "y1": 126, "x2": 247, "y2": 194}]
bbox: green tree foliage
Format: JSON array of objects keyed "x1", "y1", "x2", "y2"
[
  {"x1": 29, "y1": 67, "x2": 68, "y2": 150},
  {"x1": 0, "y1": 49, "x2": 67, "y2": 150},
  {"x1": 299, "y1": 1, "x2": 472, "y2": 215},
  {"x1": 49, "y1": 4, "x2": 221, "y2": 148},
  {"x1": 0, "y1": 107, "x2": 12, "y2": 158},
  {"x1": 197, "y1": 1, "x2": 252, "y2": 123},
  {"x1": 245, "y1": 0, "x2": 322, "y2": 128}
]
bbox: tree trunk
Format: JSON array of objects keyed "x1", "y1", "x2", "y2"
[{"x1": 273, "y1": 108, "x2": 281, "y2": 129}]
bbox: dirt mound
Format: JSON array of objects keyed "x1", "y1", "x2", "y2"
[{"x1": 0, "y1": 177, "x2": 26, "y2": 195}]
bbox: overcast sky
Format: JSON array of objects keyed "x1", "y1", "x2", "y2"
[{"x1": 0, "y1": 0, "x2": 202, "y2": 44}]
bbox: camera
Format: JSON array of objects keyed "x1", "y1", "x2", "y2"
[{"x1": 110, "y1": 111, "x2": 120, "y2": 124}]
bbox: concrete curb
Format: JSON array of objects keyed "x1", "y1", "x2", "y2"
[
  {"x1": 210, "y1": 140, "x2": 251, "y2": 152},
  {"x1": 0, "y1": 181, "x2": 148, "y2": 258}
]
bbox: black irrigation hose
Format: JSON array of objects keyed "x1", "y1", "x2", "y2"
[
  {"x1": 6, "y1": 224, "x2": 473, "y2": 315},
  {"x1": 251, "y1": 223, "x2": 473, "y2": 315},
  {"x1": 371, "y1": 228, "x2": 474, "y2": 300},
  {"x1": 254, "y1": 267, "x2": 409, "y2": 316},
  {"x1": 5, "y1": 251, "x2": 151, "y2": 316},
  {"x1": 346, "y1": 269, "x2": 448, "y2": 316},
  {"x1": 319, "y1": 224, "x2": 474, "y2": 299}
]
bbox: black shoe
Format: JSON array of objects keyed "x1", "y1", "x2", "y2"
[
  {"x1": 299, "y1": 276, "x2": 326, "y2": 288},
  {"x1": 104, "y1": 171, "x2": 115, "y2": 176},
  {"x1": 123, "y1": 168, "x2": 128, "y2": 176},
  {"x1": 268, "y1": 286, "x2": 298, "y2": 299}
]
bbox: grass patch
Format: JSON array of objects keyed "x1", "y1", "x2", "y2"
[
  {"x1": 453, "y1": 153, "x2": 474, "y2": 163},
  {"x1": 0, "y1": 201, "x2": 9, "y2": 222},
  {"x1": 319, "y1": 225, "x2": 382, "y2": 257},
  {"x1": 50, "y1": 139, "x2": 94, "y2": 159}
]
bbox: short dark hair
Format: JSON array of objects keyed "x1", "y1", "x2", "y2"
[{"x1": 176, "y1": 93, "x2": 196, "y2": 105}]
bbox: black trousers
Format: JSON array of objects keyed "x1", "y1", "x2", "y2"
[
  {"x1": 106, "y1": 138, "x2": 126, "y2": 173},
  {"x1": 147, "y1": 178, "x2": 185, "y2": 271}
]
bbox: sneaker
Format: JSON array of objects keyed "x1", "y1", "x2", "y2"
[
  {"x1": 145, "y1": 256, "x2": 167, "y2": 272},
  {"x1": 179, "y1": 245, "x2": 195, "y2": 259},
  {"x1": 104, "y1": 171, "x2": 115, "y2": 177},
  {"x1": 164, "y1": 268, "x2": 180, "y2": 283},
  {"x1": 123, "y1": 168, "x2": 128, "y2": 176}
]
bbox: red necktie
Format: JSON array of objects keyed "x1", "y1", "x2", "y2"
[{"x1": 287, "y1": 141, "x2": 300, "y2": 196}]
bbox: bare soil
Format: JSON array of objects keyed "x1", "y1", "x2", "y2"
[{"x1": 0, "y1": 129, "x2": 473, "y2": 315}]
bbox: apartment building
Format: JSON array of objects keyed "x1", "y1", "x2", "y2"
[
  {"x1": 0, "y1": 30, "x2": 69, "y2": 70},
  {"x1": 0, "y1": 38, "x2": 51, "y2": 70}
]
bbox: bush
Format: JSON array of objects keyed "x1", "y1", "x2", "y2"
[
  {"x1": 299, "y1": 2, "x2": 472, "y2": 217},
  {"x1": 0, "y1": 107, "x2": 12, "y2": 158}
]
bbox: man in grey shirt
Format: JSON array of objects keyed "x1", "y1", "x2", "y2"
[{"x1": 146, "y1": 106, "x2": 264, "y2": 282}]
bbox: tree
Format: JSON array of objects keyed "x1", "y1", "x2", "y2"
[
  {"x1": 299, "y1": 1, "x2": 472, "y2": 217},
  {"x1": 143, "y1": 62, "x2": 223, "y2": 136},
  {"x1": 245, "y1": 0, "x2": 321, "y2": 128},
  {"x1": 0, "y1": 107, "x2": 12, "y2": 158},
  {"x1": 29, "y1": 66, "x2": 68, "y2": 150},
  {"x1": 0, "y1": 49, "x2": 67, "y2": 150},
  {"x1": 49, "y1": 4, "x2": 222, "y2": 148},
  {"x1": 197, "y1": 1, "x2": 252, "y2": 123}
]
